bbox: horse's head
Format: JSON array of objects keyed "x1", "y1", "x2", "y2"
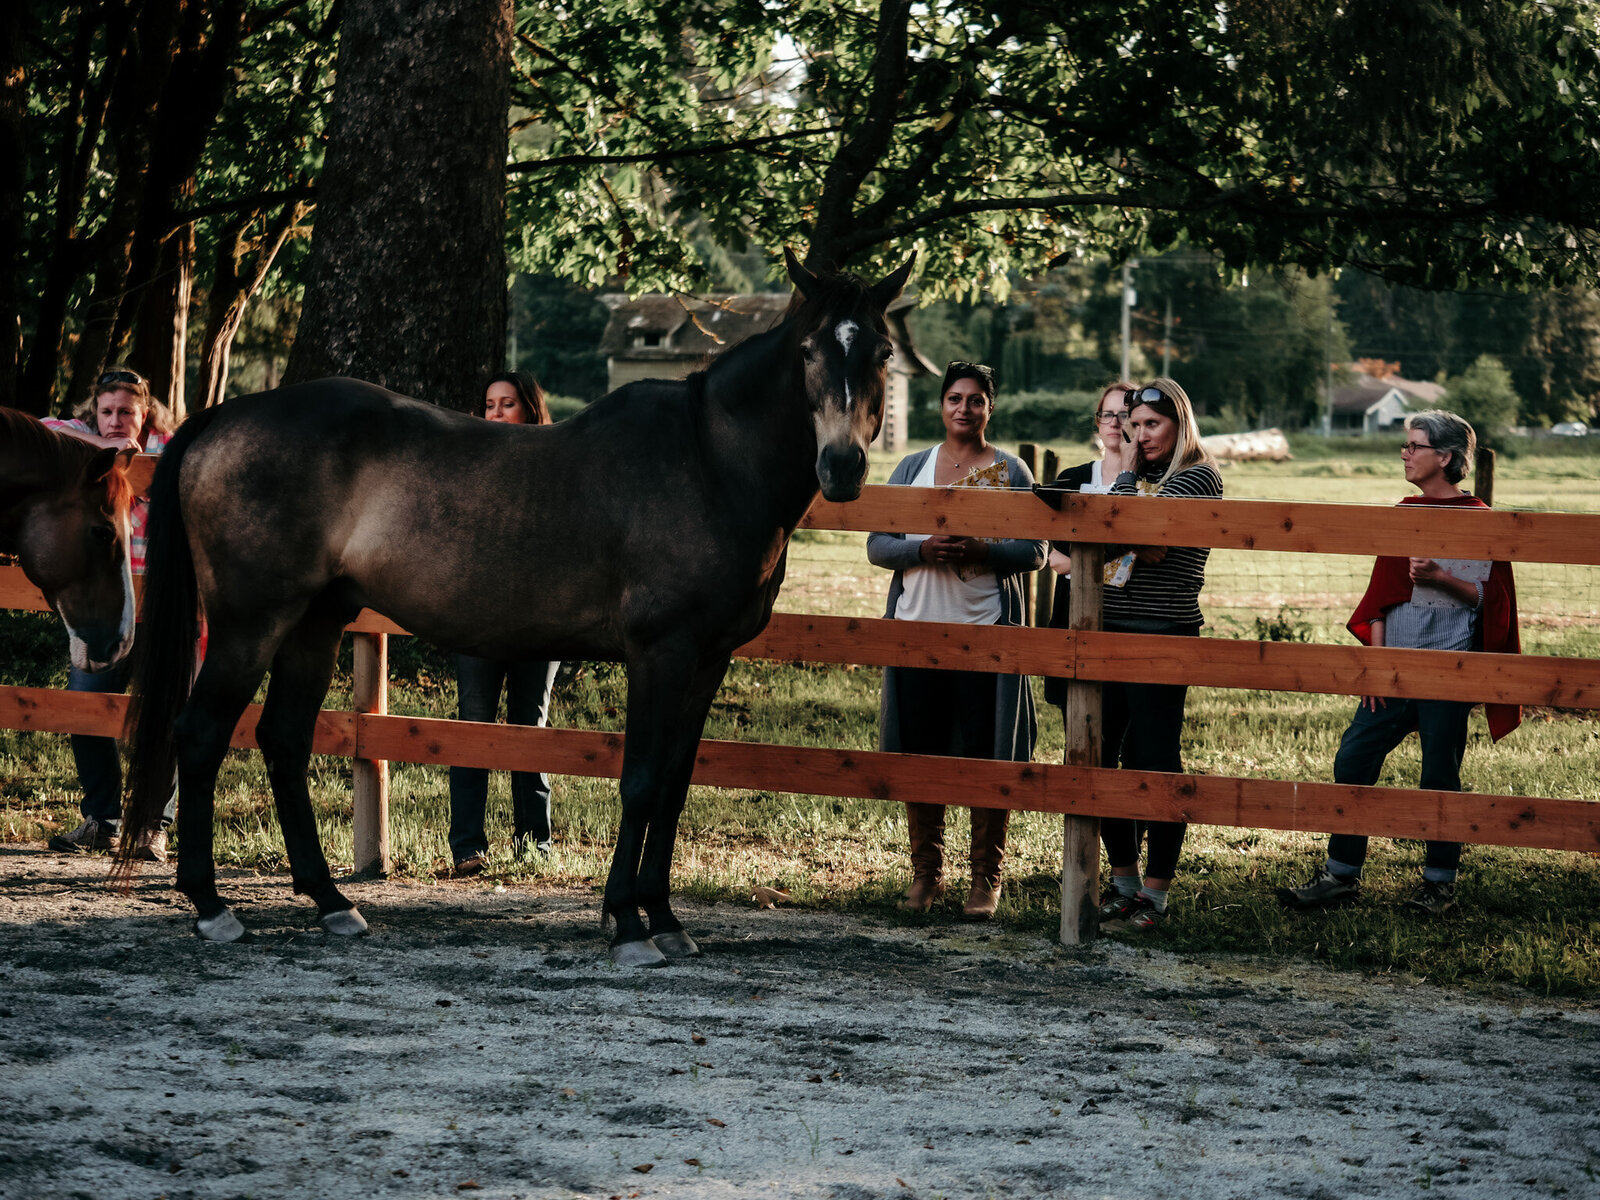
[
  {"x1": 785, "y1": 248, "x2": 915, "y2": 502},
  {"x1": 7, "y1": 447, "x2": 137, "y2": 672}
]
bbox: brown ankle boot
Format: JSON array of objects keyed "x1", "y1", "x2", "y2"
[
  {"x1": 902, "y1": 803, "x2": 946, "y2": 911},
  {"x1": 964, "y1": 806, "x2": 1010, "y2": 919}
]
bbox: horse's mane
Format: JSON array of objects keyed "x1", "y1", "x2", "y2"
[{"x1": 0, "y1": 406, "x2": 131, "y2": 518}]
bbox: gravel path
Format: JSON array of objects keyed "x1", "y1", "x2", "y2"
[{"x1": 2, "y1": 846, "x2": 1596, "y2": 1199}]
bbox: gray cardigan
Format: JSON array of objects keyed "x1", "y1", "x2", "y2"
[{"x1": 867, "y1": 446, "x2": 1046, "y2": 762}]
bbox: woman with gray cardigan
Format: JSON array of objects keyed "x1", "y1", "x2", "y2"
[{"x1": 867, "y1": 361, "x2": 1046, "y2": 919}]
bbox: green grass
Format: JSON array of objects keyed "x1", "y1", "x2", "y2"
[{"x1": 4, "y1": 437, "x2": 1599, "y2": 995}]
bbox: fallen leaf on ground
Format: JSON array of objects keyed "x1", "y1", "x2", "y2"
[
  {"x1": 807, "y1": 1074, "x2": 823, "y2": 1083},
  {"x1": 691, "y1": 1033, "x2": 706, "y2": 1045},
  {"x1": 706, "y1": 1118, "x2": 726, "y2": 1128},
  {"x1": 560, "y1": 1088, "x2": 577, "y2": 1098},
  {"x1": 897, "y1": 1180, "x2": 909, "y2": 1189},
  {"x1": 456, "y1": 1182, "x2": 481, "y2": 1191},
  {"x1": 683, "y1": 1158, "x2": 700, "y2": 1167},
  {"x1": 632, "y1": 1163, "x2": 654, "y2": 1174},
  {"x1": 751, "y1": 886, "x2": 791, "y2": 909}
]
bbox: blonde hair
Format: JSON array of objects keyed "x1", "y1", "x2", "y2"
[{"x1": 1133, "y1": 375, "x2": 1213, "y2": 492}]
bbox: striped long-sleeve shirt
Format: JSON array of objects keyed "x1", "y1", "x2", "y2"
[{"x1": 1103, "y1": 460, "x2": 1223, "y2": 628}]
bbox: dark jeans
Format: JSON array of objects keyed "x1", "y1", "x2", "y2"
[
  {"x1": 68, "y1": 662, "x2": 176, "y2": 830},
  {"x1": 1326, "y1": 697, "x2": 1472, "y2": 881},
  {"x1": 894, "y1": 666, "x2": 997, "y2": 760},
  {"x1": 1095, "y1": 623, "x2": 1197, "y2": 882},
  {"x1": 448, "y1": 654, "x2": 559, "y2": 862}
]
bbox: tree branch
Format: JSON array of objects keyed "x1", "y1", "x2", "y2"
[{"x1": 506, "y1": 123, "x2": 845, "y2": 173}]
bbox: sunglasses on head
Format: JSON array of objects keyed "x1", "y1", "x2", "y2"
[
  {"x1": 97, "y1": 369, "x2": 146, "y2": 389},
  {"x1": 1125, "y1": 386, "x2": 1173, "y2": 408},
  {"x1": 946, "y1": 360, "x2": 994, "y2": 378}
]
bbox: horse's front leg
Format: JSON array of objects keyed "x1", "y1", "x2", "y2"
[
  {"x1": 256, "y1": 613, "x2": 366, "y2": 935},
  {"x1": 636, "y1": 654, "x2": 730, "y2": 959},
  {"x1": 604, "y1": 642, "x2": 710, "y2": 967}
]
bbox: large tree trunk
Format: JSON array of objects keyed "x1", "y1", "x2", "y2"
[
  {"x1": 0, "y1": 3, "x2": 27, "y2": 411},
  {"x1": 285, "y1": 0, "x2": 513, "y2": 410},
  {"x1": 127, "y1": 211, "x2": 196, "y2": 420}
]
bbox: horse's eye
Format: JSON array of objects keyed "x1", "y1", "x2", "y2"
[
  {"x1": 877, "y1": 343, "x2": 894, "y2": 364},
  {"x1": 89, "y1": 525, "x2": 116, "y2": 546}
]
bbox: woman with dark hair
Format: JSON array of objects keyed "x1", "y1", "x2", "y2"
[
  {"x1": 1278, "y1": 409, "x2": 1521, "y2": 916},
  {"x1": 43, "y1": 367, "x2": 177, "y2": 860},
  {"x1": 448, "y1": 371, "x2": 561, "y2": 875},
  {"x1": 867, "y1": 361, "x2": 1046, "y2": 919},
  {"x1": 1089, "y1": 377, "x2": 1222, "y2": 933}
]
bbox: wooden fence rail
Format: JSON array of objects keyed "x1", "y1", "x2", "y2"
[{"x1": 4, "y1": 455, "x2": 1599, "y2": 946}]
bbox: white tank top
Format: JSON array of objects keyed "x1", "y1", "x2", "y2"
[{"x1": 893, "y1": 451, "x2": 1004, "y2": 625}]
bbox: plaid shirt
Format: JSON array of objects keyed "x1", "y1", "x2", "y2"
[{"x1": 41, "y1": 419, "x2": 169, "y2": 575}]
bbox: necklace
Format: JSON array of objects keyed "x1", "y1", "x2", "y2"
[{"x1": 942, "y1": 445, "x2": 990, "y2": 472}]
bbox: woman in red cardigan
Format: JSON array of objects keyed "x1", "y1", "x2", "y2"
[{"x1": 1278, "y1": 410, "x2": 1519, "y2": 916}]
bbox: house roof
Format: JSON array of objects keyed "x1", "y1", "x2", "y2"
[
  {"x1": 599, "y1": 291, "x2": 936, "y2": 376},
  {"x1": 1329, "y1": 369, "x2": 1445, "y2": 415}
]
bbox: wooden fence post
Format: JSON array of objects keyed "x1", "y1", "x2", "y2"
[
  {"x1": 1016, "y1": 443, "x2": 1040, "y2": 626},
  {"x1": 351, "y1": 631, "x2": 391, "y2": 878},
  {"x1": 1474, "y1": 446, "x2": 1496, "y2": 506},
  {"x1": 1035, "y1": 448, "x2": 1059, "y2": 626},
  {"x1": 1060, "y1": 539, "x2": 1103, "y2": 945}
]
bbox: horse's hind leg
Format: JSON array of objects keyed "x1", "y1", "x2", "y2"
[
  {"x1": 636, "y1": 654, "x2": 730, "y2": 959},
  {"x1": 255, "y1": 610, "x2": 366, "y2": 935},
  {"x1": 175, "y1": 638, "x2": 275, "y2": 942}
]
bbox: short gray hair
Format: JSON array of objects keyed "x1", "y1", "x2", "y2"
[{"x1": 1406, "y1": 410, "x2": 1475, "y2": 484}]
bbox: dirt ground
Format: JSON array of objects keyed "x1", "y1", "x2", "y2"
[{"x1": 2, "y1": 846, "x2": 1597, "y2": 1200}]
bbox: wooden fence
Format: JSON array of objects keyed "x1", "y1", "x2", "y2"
[{"x1": 4, "y1": 453, "x2": 1599, "y2": 944}]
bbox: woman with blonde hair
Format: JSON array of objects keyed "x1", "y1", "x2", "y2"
[{"x1": 1093, "y1": 377, "x2": 1222, "y2": 933}]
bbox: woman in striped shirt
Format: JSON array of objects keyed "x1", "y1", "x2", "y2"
[{"x1": 1094, "y1": 378, "x2": 1222, "y2": 933}]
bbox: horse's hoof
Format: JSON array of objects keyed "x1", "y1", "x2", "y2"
[
  {"x1": 319, "y1": 907, "x2": 369, "y2": 937},
  {"x1": 610, "y1": 938, "x2": 667, "y2": 969},
  {"x1": 194, "y1": 908, "x2": 247, "y2": 943},
  {"x1": 651, "y1": 929, "x2": 700, "y2": 958}
]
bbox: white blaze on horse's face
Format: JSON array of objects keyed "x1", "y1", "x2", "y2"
[{"x1": 806, "y1": 319, "x2": 892, "y2": 503}]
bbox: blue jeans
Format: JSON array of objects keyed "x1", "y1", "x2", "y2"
[
  {"x1": 1327, "y1": 697, "x2": 1472, "y2": 882},
  {"x1": 68, "y1": 662, "x2": 176, "y2": 830},
  {"x1": 448, "y1": 654, "x2": 559, "y2": 862}
]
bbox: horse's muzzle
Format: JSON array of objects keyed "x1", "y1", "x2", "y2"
[{"x1": 817, "y1": 443, "x2": 868, "y2": 502}]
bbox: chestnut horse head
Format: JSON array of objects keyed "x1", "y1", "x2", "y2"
[{"x1": 0, "y1": 410, "x2": 136, "y2": 671}]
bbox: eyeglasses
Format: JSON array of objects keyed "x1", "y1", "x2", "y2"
[
  {"x1": 946, "y1": 360, "x2": 995, "y2": 378},
  {"x1": 97, "y1": 369, "x2": 145, "y2": 388},
  {"x1": 1096, "y1": 410, "x2": 1129, "y2": 425},
  {"x1": 1400, "y1": 441, "x2": 1438, "y2": 456},
  {"x1": 1125, "y1": 386, "x2": 1172, "y2": 407}
]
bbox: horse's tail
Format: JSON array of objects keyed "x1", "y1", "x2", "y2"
[{"x1": 115, "y1": 404, "x2": 223, "y2": 875}]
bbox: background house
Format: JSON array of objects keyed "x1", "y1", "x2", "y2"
[
  {"x1": 1327, "y1": 368, "x2": 1446, "y2": 434},
  {"x1": 598, "y1": 293, "x2": 933, "y2": 452}
]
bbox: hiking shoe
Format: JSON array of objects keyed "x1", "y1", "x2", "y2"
[
  {"x1": 134, "y1": 827, "x2": 168, "y2": 864},
  {"x1": 1097, "y1": 891, "x2": 1143, "y2": 923},
  {"x1": 453, "y1": 854, "x2": 487, "y2": 878},
  {"x1": 1276, "y1": 868, "x2": 1361, "y2": 910},
  {"x1": 1405, "y1": 879, "x2": 1457, "y2": 916},
  {"x1": 1104, "y1": 894, "x2": 1165, "y2": 933},
  {"x1": 49, "y1": 818, "x2": 116, "y2": 854}
]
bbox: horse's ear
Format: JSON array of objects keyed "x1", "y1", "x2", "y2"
[
  {"x1": 84, "y1": 447, "x2": 125, "y2": 485},
  {"x1": 870, "y1": 252, "x2": 916, "y2": 310},
  {"x1": 784, "y1": 246, "x2": 818, "y2": 299}
]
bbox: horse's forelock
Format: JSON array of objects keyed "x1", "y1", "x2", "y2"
[
  {"x1": 100, "y1": 459, "x2": 135, "y2": 522},
  {"x1": 783, "y1": 270, "x2": 883, "y2": 333}
]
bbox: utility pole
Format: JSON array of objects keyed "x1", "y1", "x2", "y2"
[
  {"x1": 1162, "y1": 295, "x2": 1172, "y2": 377},
  {"x1": 1120, "y1": 261, "x2": 1136, "y2": 381},
  {"x1": 1323, "y1": 309, "x2": 1334, "y2": 436}
]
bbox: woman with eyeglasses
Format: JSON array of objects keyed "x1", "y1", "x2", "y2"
[
  {"x1": 1041, "y1": 381, "x2": 1135, "y2": 713},
  {"x1": 1089, "y1": 377, "x2": 1223, "y2": 933},
  {"x1": 867, "y1": 361, "x2": 1047, "y2": 919},
  {"x1": 447, "y1": 371, "x2": 563, "y2": 876},
  {"x1": 1278, "y1": 410, "x2": 1520, "y2": 917},
  {"x1": 42, "y1": 368, "x2": 177, "y2": 861}
]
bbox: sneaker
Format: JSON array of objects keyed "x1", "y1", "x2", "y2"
[
  {"x1": 48, "y1": 818, "x2": 116, "y2": 854},
  {"x1": 1103, "y1": 893, "x2": 1164, "y2": 933},
  {"x1": 134, "y1": 827, "x2": 168, "y2": 864},
  {"x1": 1097, "y1": 891, "x2": 1143, "y2": 923},
  {"x1": 1276, "y1": 868, "x2": 1361, "y2": 910},
  {"x1": 1405, "y1": 879, "x2": 1457, "y2": 916}
]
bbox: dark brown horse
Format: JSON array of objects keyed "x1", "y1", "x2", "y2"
[
  {"x1": 0, "y1": 408, "x2": 137, "y2": 671},
  {"x1": 123, "y1": 251, "x2": 911, "y2": 964}
]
